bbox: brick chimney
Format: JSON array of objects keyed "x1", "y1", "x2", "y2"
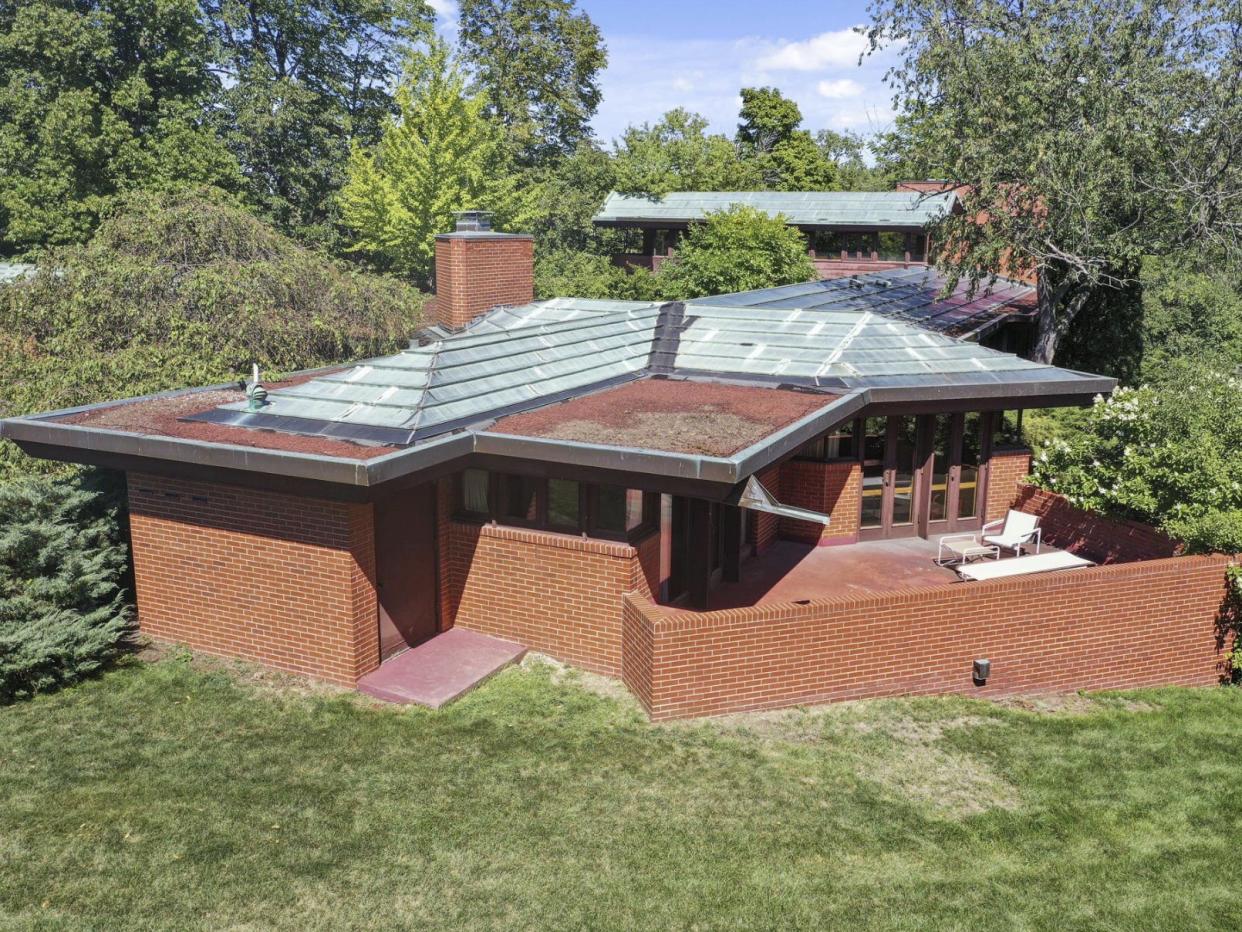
[{"x1": 431, "y1": 211, "x2": 534, "y2": 331}]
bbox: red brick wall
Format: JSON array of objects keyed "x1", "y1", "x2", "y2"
[
  {"x1": 1012, "y1": 484, "x2": 1181, "y2": 564},
  {"x1": 985, "y1": 449, "x2": 1032, "y2": 522},
  {"x1": 433, "y1": 234, "x2": 534, "y2": 330},
  {"x1": 747, "y1": 464, "x2": 783, "y2": 555},
  {"x1": 778, "y1": 460, "x2": 861, "y2": 545},
  {"x1": 443, "y1": 521, "x2": 656, "y2": 675},
  {"x1": 622, "y1": 554, "x2": 1235, "y2": 720},
  {"x1": 127, "y1": 474, "x2": 379, "y2": 686}
]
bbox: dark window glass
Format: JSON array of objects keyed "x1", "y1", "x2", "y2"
[
  {"x1": 890, "y1": 417, "x2": 917, "y2": 526},
  {"x1": 877, "y1": 231, "x2": 906, "y2": 261},
  {"x1": 860, "y1": 464, "x2": 884, "y2": 529},
  {"x1": 498, "y1": 474, "x2": 539, "y2": 523},
  {"x1": 929, "y1": 414, "x2": 951, "y2": 522},
  {"x1": 797, "y1": 420, "x2": 854, "y2": 461},
  {"x1": 461, "y1": 469, "x2": 490, "y2": 515},
  {"x1": 595, "y1": 485, "x2": 627, "y2": 533},
  {"x1": 959, "y1": 413, "x2": 982, "y2": 518},
  {"x1": 547, "y1": 479, "x2": 580, "y2": 530},
  {"x1": 994, "y1": 410, "x2": 1025, "y2": 449},
  {"x1": 863, "y1": 417, "x2": 886, "y2": 462},
  {"x1": 595, "y1": 486, "x2": 646, "y2": 534}
]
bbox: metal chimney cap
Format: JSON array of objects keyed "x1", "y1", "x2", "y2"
[{"x1": 454, "y1": 210, "x2": 493, "y2": 232}]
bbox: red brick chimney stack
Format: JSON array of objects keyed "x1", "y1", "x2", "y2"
[{"x1": 431, "y1": 211, "x2": 534, "y2": 331}]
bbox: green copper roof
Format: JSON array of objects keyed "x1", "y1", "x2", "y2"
[
  {"x1": 189, "y1": 270, "x2": 1106, "y2": 446},
  {"x1": 593, "y1": 191, "x2": 957, "y2": 229}
]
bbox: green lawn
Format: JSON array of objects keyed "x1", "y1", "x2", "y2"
[{"x1": 2, "y1": 656, "x2": 1241, "y2": 931}]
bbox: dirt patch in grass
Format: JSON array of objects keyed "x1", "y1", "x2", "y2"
[
  {"x1": 136, "y1": 641, "x2": 358, "y2": 703},
  {"x1": 688, "y1": 702, "x2": 1019, "y2": 819},
  {"x1": 523, "y1": 653, "x2": 643, "y2": 709},
  {"x1": 993, "y1": 692, "x2": 1157, "y2": 715}
]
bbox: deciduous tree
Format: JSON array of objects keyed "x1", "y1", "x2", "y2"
[
  {"x1": 338, "y1": 42, "x2": 532, "y2": 284},
  {"x1": 612, "y1": 109, "x2": 762, "y2": 196},
  {"x1": 737, "y1": 87, "x2": 836, "y2": 191},
  {"x1": 202, "y1": 0, "x2": 433, "y2": 244},
  {"x1": 0, "y1": 0, "x2": 239, "y2": 252},
  {"x1": 657, "y1": 206, "x2": 815, "y2": 299},
  {"x1": 868, "y1": 0, "x2": 1242, "y2": 363},
  {"x1": 457, "y1": 0, "x2": 605, "y2": 165}
]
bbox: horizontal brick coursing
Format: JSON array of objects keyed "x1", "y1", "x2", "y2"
[
  {"x1": 434, "y1": 235, "x2": 534, "y2": 330},
  {"x1": 127, "y1": 474, "x2": 379, "y2": 685},
  {"x1": 747, "y1": 464, "x2": 782, "y2": 554},
  {"x1": 622, "y1": 554, "x2": 1235, "y2": 720},
  {"x1": 985, "y1": 450, "x2": 1032, "y2": 522},
  {"x1": 444, "y1": 521, "x2": 655, "y2": 675},
  {"x1": 778, "y1": 460, "x2": 861, "y2": 545},
  {"x1": 1012, "y1": 484, "x2": 1180, "y2": 564}
]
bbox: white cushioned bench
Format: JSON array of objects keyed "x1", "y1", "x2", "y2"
[{"x1": 956, "y1": 550, "x2": 1093, "y2": 582}]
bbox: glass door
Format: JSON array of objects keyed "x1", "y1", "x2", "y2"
[
  {"x1": 920, "y1": 412, "x2": 985, "y2": 534},
  {"x1": 859, "y1": 416, "x2": 922, "y2": 540}
]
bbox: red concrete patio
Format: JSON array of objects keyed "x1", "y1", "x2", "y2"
[
  {"x1": 698, "y1": 537, "x2": 1062, "y2": 610},
  {"x1": 357, "y1": 628, "x2": 527, "y2": 707}
]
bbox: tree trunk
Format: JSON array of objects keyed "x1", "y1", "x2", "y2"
[{"x1": 1031, "y1": 274, "x2": 1061, "y2": 365}]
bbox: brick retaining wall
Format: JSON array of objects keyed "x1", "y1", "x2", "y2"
[
  {"x1": 128, "y1": 474, "x2": 379, "y2": 685},
  {"x1": 445, "y1": 521, "x2": 657, "y2": 675},
  {"x1": 1012, "y1": 484, "x2": 1180, "y2": 563},
  {"x1": 622, "y1": 554, "x2": 1234, "y2": 720}
]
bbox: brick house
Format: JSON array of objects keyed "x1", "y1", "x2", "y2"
[{"x1": 2, "y1": 215, "x2": 1233, "y2": 717}]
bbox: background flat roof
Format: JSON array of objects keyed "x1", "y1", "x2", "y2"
[{"x1": 593, "y1": 191, "x2": 958, "y2": 228}]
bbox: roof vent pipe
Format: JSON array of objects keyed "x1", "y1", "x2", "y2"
[
  {"x1": 454, "y1": 210, "x2": 493, "y2": 232},
  {"x1": 245, "y1": 363, "x2": 269, "y2": 411}
]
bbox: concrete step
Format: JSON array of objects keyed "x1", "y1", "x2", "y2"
[{"x1": 357, "y1": 628, "x2": 526, "y2": 708}]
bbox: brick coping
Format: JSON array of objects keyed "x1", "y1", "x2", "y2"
[
  {"x1": 455, "y1": 520, "x2": 654, "y2": 558},
  {"x1": 625, "y1": 552, "x2": 1238, "y2": 631}
]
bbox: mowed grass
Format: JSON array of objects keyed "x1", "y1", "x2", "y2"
[{"x1": 2, "y1": 656, "x2": 1242, "y2": 931}]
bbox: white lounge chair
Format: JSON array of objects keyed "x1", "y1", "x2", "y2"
[
  {"x1": 957, "y1": 550, "x2": 1092, "y2": 582},
  {"x1": 982, "y1": 509, "x2": 1042, "y2": 556}
]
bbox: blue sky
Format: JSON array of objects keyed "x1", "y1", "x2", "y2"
[{"x1": 430, "y1": 1, "x2": 899, "y2": 145}]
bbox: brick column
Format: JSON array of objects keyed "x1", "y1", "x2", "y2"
[
  {"x1": 778, "y1": 460, "x2": 862, "y2": 546},
  {"x1": 984, "y1": 449, "x2": 1033, "y2": 522}
]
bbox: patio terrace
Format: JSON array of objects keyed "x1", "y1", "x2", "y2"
[{"x1": 697, "y1": 537, "x2": 1067, "y2": 611}]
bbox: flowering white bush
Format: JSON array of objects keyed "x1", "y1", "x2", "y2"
[{"x1": 1030, "y1": 361, "x2": 1242, "y2": 553}]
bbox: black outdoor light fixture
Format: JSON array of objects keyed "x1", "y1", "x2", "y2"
[{"x1": 973, "y1": 659, "x2": 991, "y2": 684}]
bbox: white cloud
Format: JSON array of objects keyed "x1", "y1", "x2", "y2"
[
  {"x1": 591, "y1": 31, "x2": 896, "y2": 145},
  {"x1": 816, "y1": 78, "x2": 863, "y2": 99},
  {"x1": 754, "y1": 27, "x2": 870, "y2": 72},
  {"x1": 427, "y1": 0, "x2": 457, "y2": 20}
]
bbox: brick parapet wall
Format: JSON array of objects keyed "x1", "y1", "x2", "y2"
[
  {"x1": 622, "y1": 554, "x2": 1235, "y2": 720},
  {"x1": 985, "y1": 449, "x2": 1032, "y2": 522},
  {"x1": 778, "y1": 460, "x2": 862, "y2": 545},
  {"x1": 127, "y1": 474, "x2": 379, "y2": 685},
  {"x1": 444, "y1": 521, "x2": 655, "y2": 675},
  {"x1": 433, "y1": 234, "x2": 534, "y2": 330},
  {"x1": 1012, "y1": 484, "x2": 1181, "y2": 564}
]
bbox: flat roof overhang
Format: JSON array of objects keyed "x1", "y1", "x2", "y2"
[
  {"x1": 593, "y1": 218, "x2": 931, "y2": 234},
  {"x1": 0, "y1": 373, "x2": 1114, "y2": 503}
]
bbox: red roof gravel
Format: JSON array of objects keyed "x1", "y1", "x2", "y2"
[
  {"x1": 488, "y1": 378, "x2": 836, "y2": 457},
  {"x1": 56, "y1": 373, "x2": 398, "y2": 460}
]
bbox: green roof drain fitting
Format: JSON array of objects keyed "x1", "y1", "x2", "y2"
[{"x1": 246, "y1": 364, "x2": 269, "y2": 412}]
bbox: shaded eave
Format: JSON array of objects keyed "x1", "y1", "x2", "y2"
[
  {"x1": 0, "y1": 372, "x2": 1113, "y2": 501},
  {"x1": 592, "y1": 218, "x2": 932, "y2": 233}
]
